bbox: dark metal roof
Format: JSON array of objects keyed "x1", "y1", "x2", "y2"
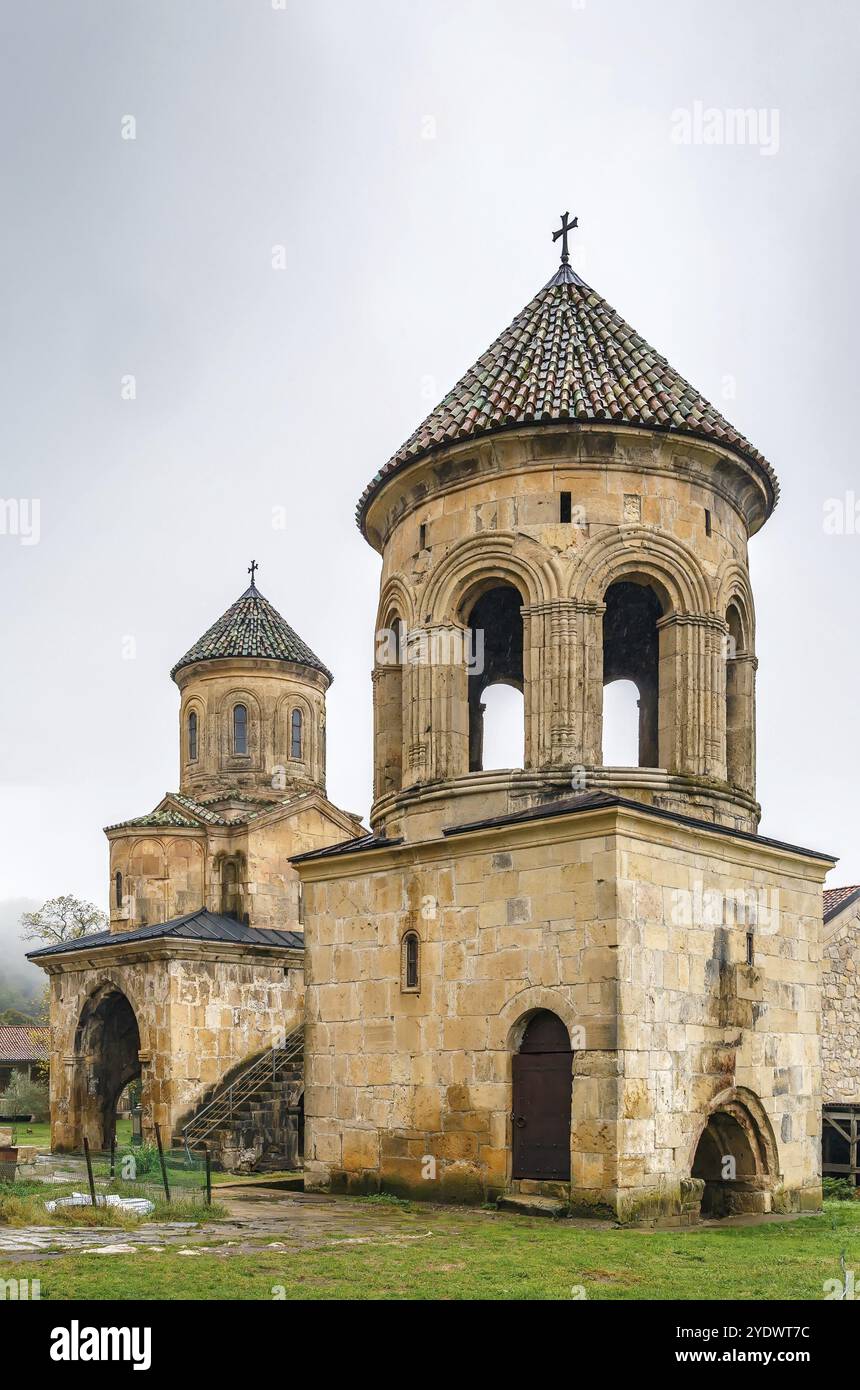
[
  {"x1": 26, "y1": 909, "x2": 303, "y2": 960},
  {"x1": 171, "y1": 581, "x2": 332, "y2": 682},
  {"x1": 357, "y1": 258, "x2": 778, "y2": 532},
  {"x1": 291, "y1": 832, "x2": 403, "y2": 864},
  {"x1": 441, "y1": 790, "x2": 835, "y2": 861}
]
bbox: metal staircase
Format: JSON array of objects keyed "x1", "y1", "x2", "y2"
[{"x1": 182, "y1": 1025, "x2": 304, "y2": 1159}]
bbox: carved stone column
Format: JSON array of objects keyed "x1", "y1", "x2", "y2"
[
  {"x1": 726, "y1": 652, "x2": 757, "y2": 796},
  {"x1": 401, "y1": 624, "x2": 469, "y2": 786},
  {"x1": 656, "y1": 613, "x2": 726, "y2": 778},
  {"x1": 522, "y1": 600, "x2": 578, "y2": 769}
]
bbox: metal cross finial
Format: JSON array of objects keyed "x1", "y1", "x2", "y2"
[
  {"x1": 248, "y1": 560, "x2": 258, "y2": 586},
  {"x1": 552, "y1": 211, "x2": 578, "y2": 265}
]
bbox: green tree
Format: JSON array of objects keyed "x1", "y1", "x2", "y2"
[
  {"x1": 19, "y1": 895, "x2": 107, "y2": 947},
  {"x1": 0, "y1": 1072, "x2": 49, "y2": 1121}
]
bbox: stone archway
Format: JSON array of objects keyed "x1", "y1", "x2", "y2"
[
  {"x1": 691, "y1": 1089, "x2": 777, "y2": 1217},
  {"x1": 74, "y1": 985, "x2": 142, "y2": 1151}
]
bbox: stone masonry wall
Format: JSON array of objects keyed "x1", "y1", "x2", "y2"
[
  {"x1": 822, "y1": 900, "x2": 860, "y2": 1102},
  {"x1": 299, "y1": 803, "x2": 827, "y2": 1219},
  {"x1": 44, "y1": 947, "x2": 303, "y2": 1151}
]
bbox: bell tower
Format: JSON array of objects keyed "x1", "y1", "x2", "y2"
[
  {"x1": 297, "y1": 221, "x2": 830, "y2": 1222},
  {"x1": 361, "y1": 215, "x2": 772, "y2": 841}
]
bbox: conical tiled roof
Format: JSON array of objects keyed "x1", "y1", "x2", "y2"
[
  {"x1": 357, "y1": 261, "x2": 778, "y2": 530},
  {"x1": 171, "y1": 581, "x2": 331, "y2": 681}
]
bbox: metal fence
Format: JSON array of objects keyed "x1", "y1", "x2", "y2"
[{"x1": 7, "y1": 1132, "x2": 212, "y2": 1210}]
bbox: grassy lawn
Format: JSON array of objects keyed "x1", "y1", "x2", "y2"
[
  {"x1": 2, "y1": 1201, "x2": 858, "y2": 1301},
  {"x1": 6, "y1": 1118, "x2": 133, "y2": 1149}
]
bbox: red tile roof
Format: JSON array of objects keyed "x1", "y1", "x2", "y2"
[
  {"x1": 357, "y1": 260, "x2": 778, "y2": 532},
  {"x1": 0, "y1": 1025, "x2": 49, "y2": 1063},
  {"x1": 824, "y1": 885, "x2": 860, "y2": 921}
]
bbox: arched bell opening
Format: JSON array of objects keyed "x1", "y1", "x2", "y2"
[
  {"x1": 466, "y1": 584, "x2": 524, "y2": 772},
  {"x1": 601, "y1": 580, "x2": 664, "y2": 768}
]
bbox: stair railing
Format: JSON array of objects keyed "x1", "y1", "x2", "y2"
[{"x1": 182, "y1": 1025, "x2": 303, "y2": 1158}]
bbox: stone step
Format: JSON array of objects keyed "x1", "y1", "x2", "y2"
[{"x1": 497, "y1": 1194, "x2": 568, "y2": 1219}]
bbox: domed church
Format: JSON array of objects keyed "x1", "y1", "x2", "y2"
[{"x1": 32, "y1": 219, "x2": 846, "y2": 1218}]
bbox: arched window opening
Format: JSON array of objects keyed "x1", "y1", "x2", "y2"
[
  {"x1": 188, "y1": 710, "x2": 198, "y2": 762},
  {"x1": 601, "y1": 679, "x2": 641, "y2": 766},
  {"x1": 376, "y1": 612, "x2": 404, "y2": 795},
  {"x1": 290, "y1": 708, "x2": 303, "y2": 760},
  {"x1": 114, "y1": 870, "x2": 123, "y2": 909},
  {"x1": 221, "y1": 860, "x2": 240, "y2": 920},
  {"x1": 401, "y1": 931, "x2": 420, "y2": 992},
  {"x1": 467, "y1": 584, "x2": 524, "y2": 772},
  {"x1": 601, "y1": 581, "x2": 663, "y2": 767},
  {"x1": 725, "y1": 604, "x2": 745, "y2": 788},
  {"x1": 232, "y1": 704, "x2": 248, "y2": 756}
]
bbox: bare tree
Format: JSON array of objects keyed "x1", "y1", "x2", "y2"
[{"x1": 20, "y1": 895, "x2": 107, "y2": 947}]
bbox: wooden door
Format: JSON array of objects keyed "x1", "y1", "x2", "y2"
[{"x1": 511, "y1": 1012, "x2": 572, "y2": 1181}]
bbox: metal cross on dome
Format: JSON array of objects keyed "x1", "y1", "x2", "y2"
[
  {"x1": 248, "y1": 560, "x2": 259, "y2": 585},
  {"x1": 552, "y1": 211, "x2": 578, "y2": 265}
]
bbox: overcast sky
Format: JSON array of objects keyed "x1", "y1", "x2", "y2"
[{"x1": 1, "y1": 0, "x2": 858, "y2": 928}]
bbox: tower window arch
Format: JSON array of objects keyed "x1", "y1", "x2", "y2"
[
  {"x1": 114, "y1": 870, "x2": 123, "y2": 910},
  {"x1": 290, "y1": 708, "x2": 303, "y2": 760},
  {"x1": 188, "y1": 710, "x2": 198, "y2": 762},
  {"x1": 725, "y1": 602, "x2": 752, "y2": 790},
  {"x1": 601, "y1": 580, "x2": 663, "y2": 768},
  {"x1": 401, "y1": 930, "x2": 420, "y2": 992},
  {"x1": 466, "y1": 584, "x2": 525, "y2": 773},
  {"x1": 376, "y1": 611, "x2": 405, "y2": 795},
  {"x1": 232, "y1": 704, "x2": 248, "y2": 755}
]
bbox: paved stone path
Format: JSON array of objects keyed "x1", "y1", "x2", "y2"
[{"x1": 0, "y1": 1185, "x2": 488, "y2": 1261}]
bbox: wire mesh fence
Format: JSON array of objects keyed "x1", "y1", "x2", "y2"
[{"x1": 5, "y1": 1135, "x2": 212, "y2": 1211}]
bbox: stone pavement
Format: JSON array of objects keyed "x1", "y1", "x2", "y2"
[{"x1": 0, "y1": 1184, "x2": 489, "y2": 1261}]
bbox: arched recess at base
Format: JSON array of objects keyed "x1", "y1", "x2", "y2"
[{"x1": 690, "y1": 1087, "x2": 778, "y2": 1218}]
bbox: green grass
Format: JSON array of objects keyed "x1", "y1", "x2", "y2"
[
  {"x1": 0, "y1": 1178, "x2": 225, "y2": 1228},
  {"x1": 1, "y1": 1201, "x2": 858, "y2": 1301},
  {"x1": 6, "y1": 1118, "x2": 133, "y2": 1149}
]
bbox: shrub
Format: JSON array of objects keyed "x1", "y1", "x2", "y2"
[
  {"x1": 0, "y1": 1074, "x2": 49, "y2": 1122},
  {"x1": 823, "y1": 1176, "x2": 857, "y2": 1202}
]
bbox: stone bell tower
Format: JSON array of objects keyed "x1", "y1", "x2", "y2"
[
  {"x1": 361, "y1": 219, "x2": 771, "y2": 842},
  {"x1": 296, "y1": 219, "x2": 833, "y2": 1221}
]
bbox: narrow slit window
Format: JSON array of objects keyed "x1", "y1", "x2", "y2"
[
  {"x1": 402, "y1": 932, "x2": 420, "y2": 992},
  {"x1": 233, "y1": 704, "x2": 248, "y2": 755},
  {"x1": 560, "y1": 491, "x2": 572, "y2": 523},
  {"x1": 746, "y1": 929, "x2": 755, "y2": 966},
  {"x1": 705, "y1": 508, "x2": 712, "y2": 536},
  {"x1": 188, "y1": 710, "x2": 198, "y2": 761},
  {"x1": 290, "y1": 708, "x2": 303, "y2": 759},
  {"x1": 419, "y1": 523, "x2": 427, "y2": 550},
  {"x1": 115, "y1": 871, "x2": 123, "y2": 909}
]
